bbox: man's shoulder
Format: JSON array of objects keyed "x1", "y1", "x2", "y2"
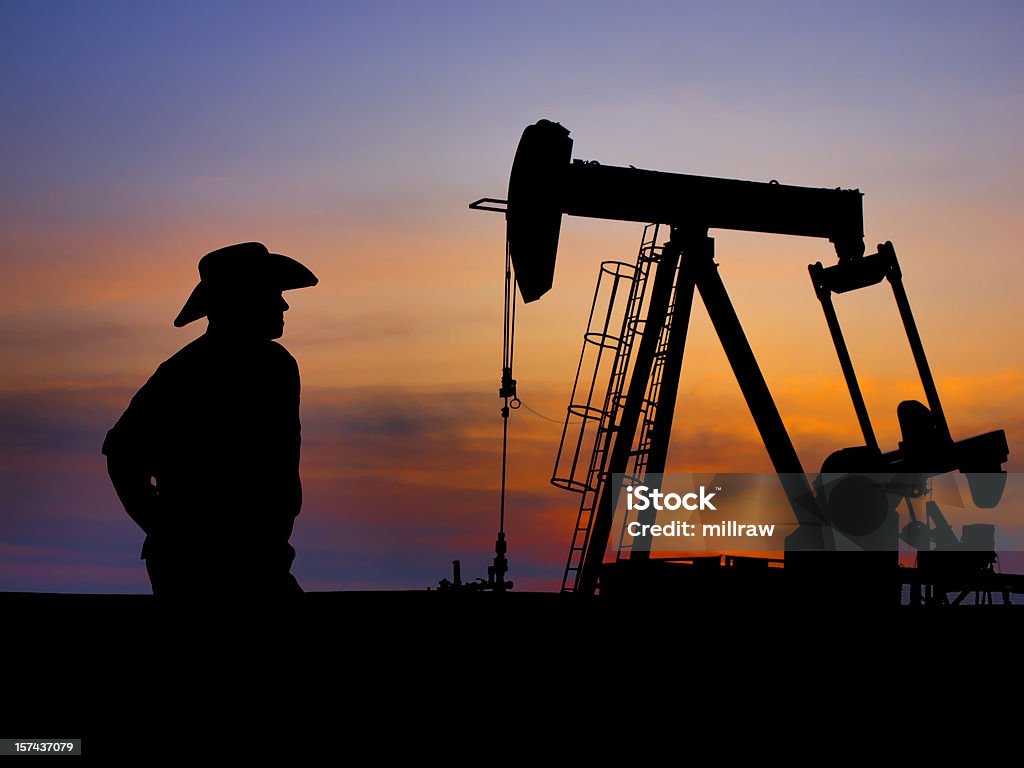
[
  {"x1": 265, "y1": 342, "x2": 299, "y2": 386},
  {"x1": 152, "y1": 335, "x2": 213, "y2": 377},
  {"x1": 153, "y1": 335, "x2": 298, "y2": 381},
  {"x1": 265, "y1": 340, "x2": 298, "y2": 366},
  {"x1": 101, "y1": 339, "x2": 209, "y2": 455}
]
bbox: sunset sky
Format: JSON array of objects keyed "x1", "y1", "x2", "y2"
[{"x1": 2, "y1": 1, "x2": 1022, "y2": 592}]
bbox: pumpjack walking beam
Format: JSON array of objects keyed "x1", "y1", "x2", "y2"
[{"x1": 498, "y1": 120, "x2": 865, "y2": 307}]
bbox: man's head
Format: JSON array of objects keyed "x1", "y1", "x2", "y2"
[
  {"x1": 173, "y1": 242, "x2": 317, "y2": 339},
  {"x1": 207, "y1": 285, "x2": 290, "y2": 340}
]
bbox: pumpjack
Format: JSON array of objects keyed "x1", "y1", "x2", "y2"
[{"x1": 471, "y1": 119, "x2": 1011, "y2": 604}]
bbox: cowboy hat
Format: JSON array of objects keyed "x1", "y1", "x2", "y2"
[{"x1": 173, "y1": 242, "x2": 318, "y2": 327}]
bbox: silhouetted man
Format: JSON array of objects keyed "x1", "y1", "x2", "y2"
[{"x1": 103, "y1": 242, "x2": 318, "y2": 595}]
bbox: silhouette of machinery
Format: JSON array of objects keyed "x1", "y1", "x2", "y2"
[{"x1": 472, "y1": 119, "x2": 1010, "y2": 602}]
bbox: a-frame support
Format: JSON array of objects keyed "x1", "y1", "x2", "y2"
[{"x1": 578, "y1": 228, "x2": 828, "y2": 594}]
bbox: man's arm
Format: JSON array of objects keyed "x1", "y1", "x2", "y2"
[
  {"x1": 264, "y1": 343, "x2": 303, "y2": 521},
  {"x1": 106, "y1": 455, "x2": 159, "y2": 535},
  {"x1": 103, "y1": 365, "x2": 166, "y2": 536},
  {"x1": 283, "y1": 348, "x2": 303, "y2": 520}
]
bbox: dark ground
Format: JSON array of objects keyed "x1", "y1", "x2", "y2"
[{"x1": 4, "y1": 587, "x2": 1021, "y2": 758}]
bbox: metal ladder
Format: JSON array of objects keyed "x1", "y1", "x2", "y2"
[
  {"x1": 559, "y1": 224, "x2": 663, "y2": 592},
  {"x1": 614, "y1": 267, "x2": 679, "y2": 559}
]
